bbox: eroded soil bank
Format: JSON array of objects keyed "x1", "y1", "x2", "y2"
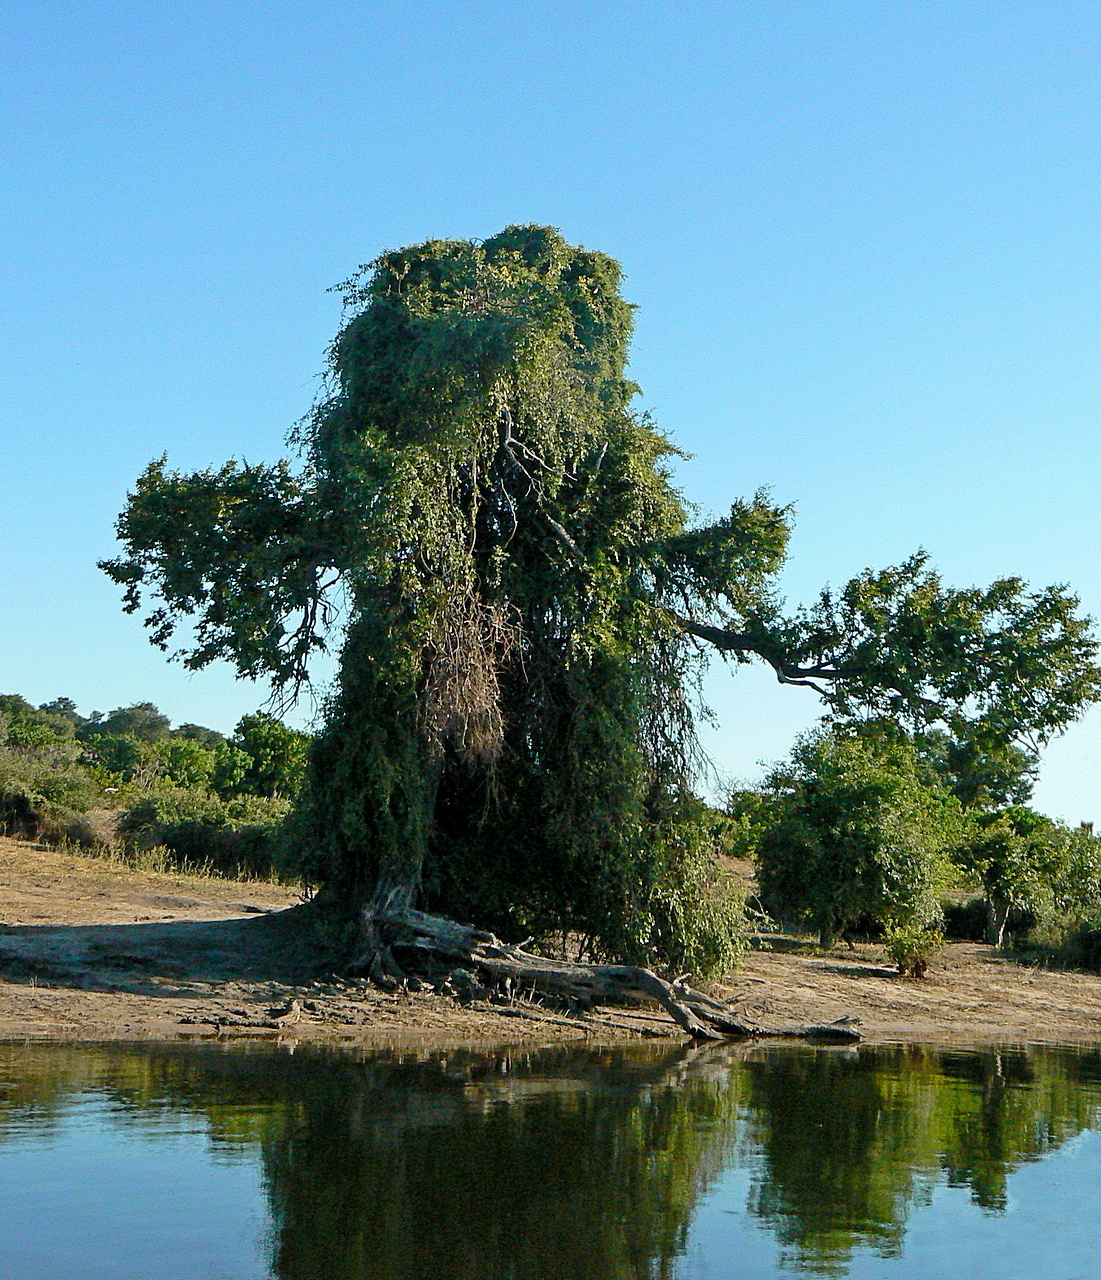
[{"x1": 2, "y1": 836, "x2": 1101, "y2": 1047}]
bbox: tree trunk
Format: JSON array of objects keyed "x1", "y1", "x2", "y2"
[
  {"x1": 987, "y1": 897, "x2": 1011, "y2": 948},
  {"x1": 353, "y1": 742, "x2": 445, "y2": 979}
]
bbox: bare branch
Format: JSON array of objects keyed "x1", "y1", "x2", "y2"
[
  {"x1": 543, "y1": 513, "x2": 585, "y2": 562},
  {"x1": 674, "y1": 616, "x2": 842, "y2": 689}
]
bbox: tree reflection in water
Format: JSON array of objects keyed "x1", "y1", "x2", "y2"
[
  {"x1": 742, "y1": 1044, "x2": 1101, "y2": 1274},
  {"x1": 262, "y1": 1044, "x2": 742, "y2": 1280},
  {"x1": 0, "y1": 1039, "x2": 1100, "y2": 1278}
]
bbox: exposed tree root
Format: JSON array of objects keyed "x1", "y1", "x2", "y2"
[{"x1": 366, "y1": 903, "x2": 861, "y2": 1043}]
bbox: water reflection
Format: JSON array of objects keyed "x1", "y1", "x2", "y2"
[
  {"x1": 264, "y1": 1046, "x2": 738, "y2": 1280},
  {"x1": 0, "y1": 1039, "x2": 1099, "y2": 1278},
  {"x1": 741, "y1": 1045, "x2": 1101, "y2": 1273}
]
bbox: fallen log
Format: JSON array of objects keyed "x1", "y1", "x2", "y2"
[{"x1": 371, "y1": 903, "x2": 860, "y2": 1043}]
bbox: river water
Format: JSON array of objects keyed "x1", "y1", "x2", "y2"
[{"x1": 0, "y1": 1039, "x2": 1099, "y2": 1278}]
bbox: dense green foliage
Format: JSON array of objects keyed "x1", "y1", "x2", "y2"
[
  {"x1": 101, "y1": 225, "x2": 1101, "y2": 975},
  {"x1": 0, "y1": 692, "x2": 306, "y2": 878},
  {"x1": 231, "y1": 713, "x2": 309, "y2": 798},
  {"x1": 756, "y1": 729, "x2": 964, "y2": 959},
  {"x1": 951, "y1": 805, "x2": 1101, "y2": 952},
  {"x1": 911, "y1": 728, "x2": 1037, "y2": 810},
  {"x1": 292, "y1": 229, "x2": 762, "y2": 969},
  {"x1": 955, "y1": 806, "x2": 1067, "y2": 944},
  {"x1": 117, "y1": 789, "x2": 291, "y2": 878},
  {"x1": 741, "y1": 720, "x2": 1101, "y2": 968},
  {"x1": 0, "y1": 695, "x2": 100, "y2": 835},
  {"x1": 106, "y1": 228, "x2": 773, "y2": 971}
]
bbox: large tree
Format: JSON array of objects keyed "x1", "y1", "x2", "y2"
[{"x1": 102, "y1": 226, "x2": 1101, "y2": 1026}]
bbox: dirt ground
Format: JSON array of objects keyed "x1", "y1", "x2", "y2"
[{"x1": 4, "y1": 835, "x2": 1101, "y2": 1048}]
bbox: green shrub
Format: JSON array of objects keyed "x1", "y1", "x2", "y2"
[
  {"x1": 0, "y1": 787, "x2": 40, "y2": 837},
  {"x1": 0, "y1": 738, "x2": 102, "y2": 836},
  {"x1": 80, "y1": 734, "x2": 159, "y2": 785},
  {"x1": 211, "y1": 742, "x2": 250, "y2": 796},
  {"x1": 118, "y1": 788, "x2": 292, "y2": 879},
  {"x1": 157, "y1": 738, "x2": 216, "y2": 789},
  {"x1": 1051, "y1": 826, "x2": 1101, "y2": 923},
  {"x1": 722, "y1": 788, "x2": 771, "y2": 862},
  {"x1": 883, "y1": 920, "x2": 943, "y2": 976},
  {"x1": 757, "y1": 729, "x2": 963, "y2": 948},
  {"x1": 0, "y1": 694, "x2": 308, "y2": 870}
]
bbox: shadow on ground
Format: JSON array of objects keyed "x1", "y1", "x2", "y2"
[{"x1": 0, "y1": 905, "x2": 334, "y2": 995}]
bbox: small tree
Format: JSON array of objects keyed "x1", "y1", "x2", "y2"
[
  {"x1": 757, "y1": 730, "x2": 963, "y2": 959},
  {"x1": 955, "y1": 806, "x2": 1068, "y2": 945},
  {"x1": 156, "y1": 737, "x2": 217, "y2": 790},
  {"x1": 231, "y1": 713, "x2": 309, "y2": 799},
  {"x1": 211, "y1": 741, "x2": 250, "y2": 797}
]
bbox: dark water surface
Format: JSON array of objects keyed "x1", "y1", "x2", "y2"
[{"x1": 1, "y1": 1040, "x2": 1100, "y2": 1279}]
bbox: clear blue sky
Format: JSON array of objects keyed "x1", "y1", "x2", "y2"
[{"x1": 2, "y1": 1, "x2": 1100, "y2": 819}]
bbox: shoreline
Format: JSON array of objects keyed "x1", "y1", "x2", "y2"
[{"x1": 4, "y1": 836, "x2": 1101, "y2": 1051}]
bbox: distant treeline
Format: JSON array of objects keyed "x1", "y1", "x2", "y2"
[{"x1": 0, "y1": 693, "x2": 311, "y2": 880}]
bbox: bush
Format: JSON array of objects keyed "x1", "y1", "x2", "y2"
[
  {"x1": 1051, "y1": 826, "x2": 1101, "y2": 923},
  {"x1": 0, "y1": 694, "x2": 310, "y2": 873},
  {"x1": 0, "y1": 787, "x2": 40, "y2": 838},
  {"x1": 721, "y1": 788, "x2": 771, "y2": 862},
  {"x1": 883, "y1": 919, "x2": 943, "y2": 977},
  {"x1": 756, "y1": 729, "x2": 963, "y2": 948},
  {"x1": 0, "y1": 739, "x2": 103, "y2": 837},
  {"x1": 118, "y1": 789, "x2": 293, "y2": 879}
]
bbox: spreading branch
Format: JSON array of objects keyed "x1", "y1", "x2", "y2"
[{"x1": 676, "y1": 616, "x2": 838, "y2": 695}]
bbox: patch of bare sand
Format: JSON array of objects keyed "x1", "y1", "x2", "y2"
[
  {"x1": 0, "y1": 835, "x2": 297, "y2": 927},
  {"x1": 6, "y1": 836, "x2": 1101, "y2": 1047},
  {"x1": 0, "y1": 837, "x2": 639, "y2": 1045},
  {"x1": 718, "y1": 941, "x2": 1101, "y2": 1047}
]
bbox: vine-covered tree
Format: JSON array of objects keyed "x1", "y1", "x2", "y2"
[{"x1": 101, "y1": 226, "x2": 1101, "y2": 1028}]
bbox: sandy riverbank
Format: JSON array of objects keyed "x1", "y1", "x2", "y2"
[{"x1": 2, "y1": 835, "x2": 1101, "y2": 1048}]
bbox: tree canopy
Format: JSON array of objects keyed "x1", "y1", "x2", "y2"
[{"x1": 101, "y1": 225, "x2": 1101, "y2": 974}]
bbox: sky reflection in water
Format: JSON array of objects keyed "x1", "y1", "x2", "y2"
[{"x1": 0, "y1": 1040, "x2": 1099, "y2": 1278}]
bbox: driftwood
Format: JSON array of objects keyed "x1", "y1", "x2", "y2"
[{"x1": 370, "y1": 903, "x2": 860, "y2": 1044}]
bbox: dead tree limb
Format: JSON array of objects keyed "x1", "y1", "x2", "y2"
[{"x1": 374, "y1": 905, "x2": 860, "y2": 1043}]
